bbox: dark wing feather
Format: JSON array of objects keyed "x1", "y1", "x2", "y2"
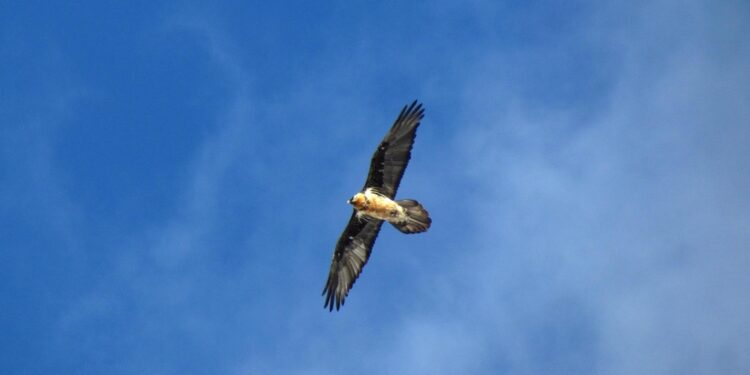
[
  {"x1": 364, "y1": 100, "x2": 425, "y2": 198},
  {"x1": 322, "y1": 213, "x2": 384, "y2": 311}
]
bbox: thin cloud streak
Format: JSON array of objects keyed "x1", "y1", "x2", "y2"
[
  {"x1": 226, "y1": 1, "x2": 750, "y2": 374},
  {"x1": 55, "y1": 17, "x2": 265, "y2": 373},
  {"x1": 20, "y1": 0, "x2": 749, "y2": 374},
  {"x1": 408, "y1": 1, "x2": 750, "y2": 374}
]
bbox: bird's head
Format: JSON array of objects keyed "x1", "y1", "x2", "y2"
[{"x1": 347, "y1": 193, "x2": 368, "y2": 210}]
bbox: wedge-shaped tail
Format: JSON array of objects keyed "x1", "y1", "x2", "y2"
[{"x1": 392, "y1": 199, "x2": 431, "y2": 234}]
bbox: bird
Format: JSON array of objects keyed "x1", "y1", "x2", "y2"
[{"x1": 322, "y1": 100, "x2": 431, "y2": 311}]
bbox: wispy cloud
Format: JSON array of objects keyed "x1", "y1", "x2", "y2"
[
  {"x1": 54, "y1": 13, "x2": 266, "y2": 373},
  {"x1": 387, "y1": 1, "x2": 750, "y2": 374},
  {"x1": 25, "y1": 0, "x2": 750, "y2": 374},
  {"x1": 227, "y1": 1, "x2": 750, "y2": 374}
]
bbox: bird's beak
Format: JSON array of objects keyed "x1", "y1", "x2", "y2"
[{"x1": 346, "y1": 199, "x2": 351, "y2": 204}]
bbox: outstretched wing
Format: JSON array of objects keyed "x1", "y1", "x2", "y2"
[
  {"x1": 364, "y1": 100, "x2": 425, "y2": 198},
  {"x1": 322, "y1": 213, "x2": 384, "y2": 311}
]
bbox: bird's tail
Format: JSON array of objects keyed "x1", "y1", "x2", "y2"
[{"x1": 392, "y1": 199, "x2": 431, "y2": 234}]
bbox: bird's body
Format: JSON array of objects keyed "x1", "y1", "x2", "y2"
[
  {"x1": 323, "y1": 101, "x2": 431, "y2": 311},
  {"x1": 350, "y1": 188, "x2": 405, "y2": 222}
]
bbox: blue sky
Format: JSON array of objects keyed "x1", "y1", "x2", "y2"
[{"x1": 2, "y1": 1, "x2": 749, "y2": 374}]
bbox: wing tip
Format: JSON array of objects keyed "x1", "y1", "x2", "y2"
[
  {"x1": 323, "y1": 293, "x2": 344, "y2": 312},
  {"x1": 323, "y1": 279, "x2": 347, "y2": 312},
  {"x1": 393, "y1": 100, "x2": 425, "y2": 131},
  {"x1": 404, "y1": 99, "x2": 424, "y2": 119}
]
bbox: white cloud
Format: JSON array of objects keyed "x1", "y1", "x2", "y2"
[
  {"x1": 411, "y1": 1, "x2": 750, "y2": 374},
  {"x1": 49, "y1": 1, "x2": 750, "y2": 373}
]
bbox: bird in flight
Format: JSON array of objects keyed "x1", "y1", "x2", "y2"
[{"x1": 322, "y1": 100, "x2": 431, "y2": 311}]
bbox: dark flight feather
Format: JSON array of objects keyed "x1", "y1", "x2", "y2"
[
  {"x1": 364, "y1": 100, "x2": 424, "y2": 198},
  {"x1": 322, "y1": 214, "x2": 383, "y2": 311},
  {"x1": 322, "y1": 100, "x2": 425, "y2": 311}
]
